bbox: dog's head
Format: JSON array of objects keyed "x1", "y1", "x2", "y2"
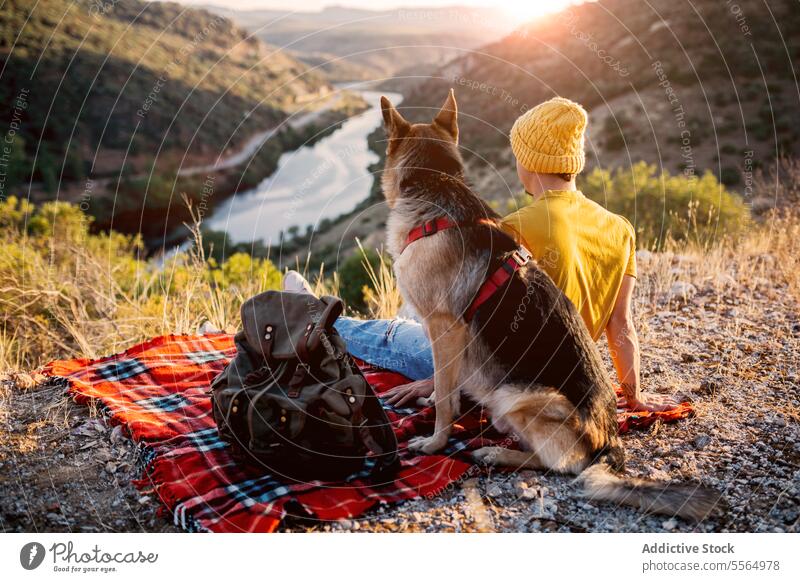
[{"x1": 380, "y1": 90, "x2": 462, "y2": 208}]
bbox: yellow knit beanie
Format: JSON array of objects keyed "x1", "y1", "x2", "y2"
[{"x1": 510, "y1": 97, "x2": 587, "y2": 175}]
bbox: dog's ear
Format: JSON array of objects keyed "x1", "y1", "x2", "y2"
[
  {"x1": 433, "y1": 88, "x2": 458, "y2": 143},
  {"x1": 381, "y1": 96, "x2": 410, "y2": 138}
]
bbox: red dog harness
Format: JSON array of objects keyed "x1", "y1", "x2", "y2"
[{"x1": 401, "y1": 217, "x2": 532, "y2": 321}]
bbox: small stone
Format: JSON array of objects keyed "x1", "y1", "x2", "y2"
[
  {"x1": 138, "y1": 496, "x2": 151, "y2": 505},
  {"x1": 513, "y1": 480, "x2": 530, "y2": 497},
  {"x1": 698, "y1": 379, "x2": 721, "y2": 396},
  {"x1": 770, "y1": 415, "x2": 787, "y2": 428},
  {"x1": 110, "y1": 425, "x2": 126, "y2": 445},
  {"x1": 693, "y1": 435, "x2": 711, "y2": 450},
  {"x1": 13, "y1": 372, "x2": 39, "y2": 390},
  {"x1": 662, "y1": 518, "x2": 678, "y2": 530},
  {"x1": 97, "y1": 449, "x2": 115, "y2": 462},
  {"x1": 668, "y1": 282, "x2": 697, "y2": 302},
  {"x1": 649, "y1": 469, "x2": 672, "y2": 481},
  {"x1": 714, "y1": 273, "x2": 737, "y2": 288},
  {"x1": 104, "y1": 462, "x2": 117, "y2": 474},
  {"x1": 486, "y1": 484, "x2": 504, "y2": 498},
  {"x1": 339, "y1": 519, "x2": 353, "y2": 530},
  {"x1": 72, "y1": 419, "x2": 106, "y2": 437}
]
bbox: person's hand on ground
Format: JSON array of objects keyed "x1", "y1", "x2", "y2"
[
  {"x1": 625, "y1": 391, "x2": 681, "y2": 412},
  {"x1": 383, "y1": 378, "x2": 434, "y2": 407}
]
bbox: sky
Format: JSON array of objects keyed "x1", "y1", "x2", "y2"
[{"x1": 176, "y1": 0, "x2": 584, "y2": 17}]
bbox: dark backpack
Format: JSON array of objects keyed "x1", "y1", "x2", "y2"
[{"x1": 210, "y1": 290, "x2": 398, "y2": 481}]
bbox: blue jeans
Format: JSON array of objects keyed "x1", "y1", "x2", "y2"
[{"x1": 334, "y1": 317, "x2": 433, "y2": 381}]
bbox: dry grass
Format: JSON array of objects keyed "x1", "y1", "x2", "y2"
[
  {"x1": 0, "y1": 198, "x2": 329, "y2": 370},
  {"x1": 2, "y1": 158, "x2": 799, "y2": 373},
  {"x1": 2, "y1": 170, "x2": 799, "y2": 534},
  {"x1": 359, "y1": 239, "x2": 403, "y2": 320},
  {"x1": 2, "y1": 210, "x2": 797, "y2": 372},
  {"x1": 635, "y1": 209, "x2": 800, "y2": 305}
]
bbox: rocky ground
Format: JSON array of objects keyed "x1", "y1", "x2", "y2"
[
  {"x1": 1, "y1": 248, "x2": 798, "y2": 533},
  {"x1": 0, "y1": 376, "x2": 179, "y2": 533}
]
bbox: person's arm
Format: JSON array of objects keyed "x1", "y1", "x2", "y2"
[{"x1": 606, "y1": 275, "x2": 678, "y2": 412}]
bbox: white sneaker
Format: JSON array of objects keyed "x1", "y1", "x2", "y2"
[
  {"x1": 198, "y1": 320, "x2": 221, "y2": 334},
  {"x1": 396, "y1": 302, "x2": 422, "y2": 323},
  {"x1": 282, "y1": 270, "x2": 314, "y2": 295}
]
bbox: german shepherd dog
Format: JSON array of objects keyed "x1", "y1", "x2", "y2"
[{"x1": 379, "y1": 90, "x2": 718, "y2": 520}]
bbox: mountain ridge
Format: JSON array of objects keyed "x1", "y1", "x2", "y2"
[
  {"x1": 201, "y1": 3, "x2": 516, "y2": 81},
  {"x1": 399, "y1": 0, "x2": 800, "y2": 200},
  {"x1": 0, "y1": 0, "x2": 332, "y2": 193}
]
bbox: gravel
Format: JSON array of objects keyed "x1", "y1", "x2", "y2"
[
  {"x1": 0, "y1": 376, "x2": 179, "y2": 533},
  {"x1": 2, "y1": 251, "x2": 798, "y2": 533}
]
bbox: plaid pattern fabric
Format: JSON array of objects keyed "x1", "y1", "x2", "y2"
[{"x1": 44, "y1": 333, "x2": 692, "y2": 532}]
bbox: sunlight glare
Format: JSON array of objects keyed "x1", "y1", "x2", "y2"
[{"x1": 499, "y1": 0, "x2": 579, "y2": 21}]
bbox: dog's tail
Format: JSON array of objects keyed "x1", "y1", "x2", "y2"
[{"x1": 576, "y1": 456, "x2": 720, "y2": 521}]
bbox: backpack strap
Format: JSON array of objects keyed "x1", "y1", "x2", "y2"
[
  {"x1": 352, "y1": 366, "x2": 398, "y2": 469},
  {"x1": 296, "y1": 296, "x2": 343, "y2": 362}
]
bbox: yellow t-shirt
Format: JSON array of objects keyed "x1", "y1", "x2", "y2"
[{"x1": 501, "y1": 190, "x2": 636, "y2": 340}]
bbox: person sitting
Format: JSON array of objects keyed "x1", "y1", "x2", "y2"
[{"x1": 284, "y1": 97, "x2": 678, "y2": 413}]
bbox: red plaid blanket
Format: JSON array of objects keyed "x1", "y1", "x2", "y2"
[{"x1": 44, "y1": 333, "x2": 692, "y2": 532}]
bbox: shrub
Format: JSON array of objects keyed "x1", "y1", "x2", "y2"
[
  {"x1": 578, "y1": 162, "x2": 750, "y2": 249},
  {"x1": 336, "y1": 247, "x2": 386, "y2": 314},
  {"x1": 0, "y1": 197, "x2": 283, "y2": 369},
  {"x1": 720, "y1": 167, "x2": 741, "y2": 186}
]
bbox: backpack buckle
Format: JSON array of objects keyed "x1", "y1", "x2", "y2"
[{"x1": 287, "y1": 363, "x2": 309, "y2": 398}]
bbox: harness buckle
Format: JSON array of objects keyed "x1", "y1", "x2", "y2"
[
  {"x1": 422, "y1": 221, "x2": 438, "y2": 236},
  {"x1": 510, "y1": 246, "x2": 531, "y2": 267}
]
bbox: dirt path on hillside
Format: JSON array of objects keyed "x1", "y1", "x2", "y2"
[
  {"x1": 27, "y1": 94, "x2": 348, "y2": 207},
  {"x1": 1, "y1": 250, "x2": 798, "y2": 533},
  {"x1": 176, "y1": 93, "x2": 346, "y2": 178}
]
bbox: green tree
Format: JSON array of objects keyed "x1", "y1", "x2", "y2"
[{"x1": 336, "y1": 247, "x2": 384, "y2": 313}]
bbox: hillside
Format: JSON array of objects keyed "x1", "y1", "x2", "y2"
[
  {"x1": 399, "y1": 0, "x2": 800, "y2": 202},
  {"x1": 2, "y1": 2, "x2": 799, "y2": 538},
  {"x1": 2, "y1": 186, "x2": 799, "y2": 533},
  {"x1": 206, "y1": 4, "x2": 515, "y2": 83},
  {"x1": 0, "y1": 0, "x2": 333, "y2": 217}
]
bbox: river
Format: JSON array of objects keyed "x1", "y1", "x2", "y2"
[{"x1": 204, "y1": 89, "x2": 402, "y2": 245}]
